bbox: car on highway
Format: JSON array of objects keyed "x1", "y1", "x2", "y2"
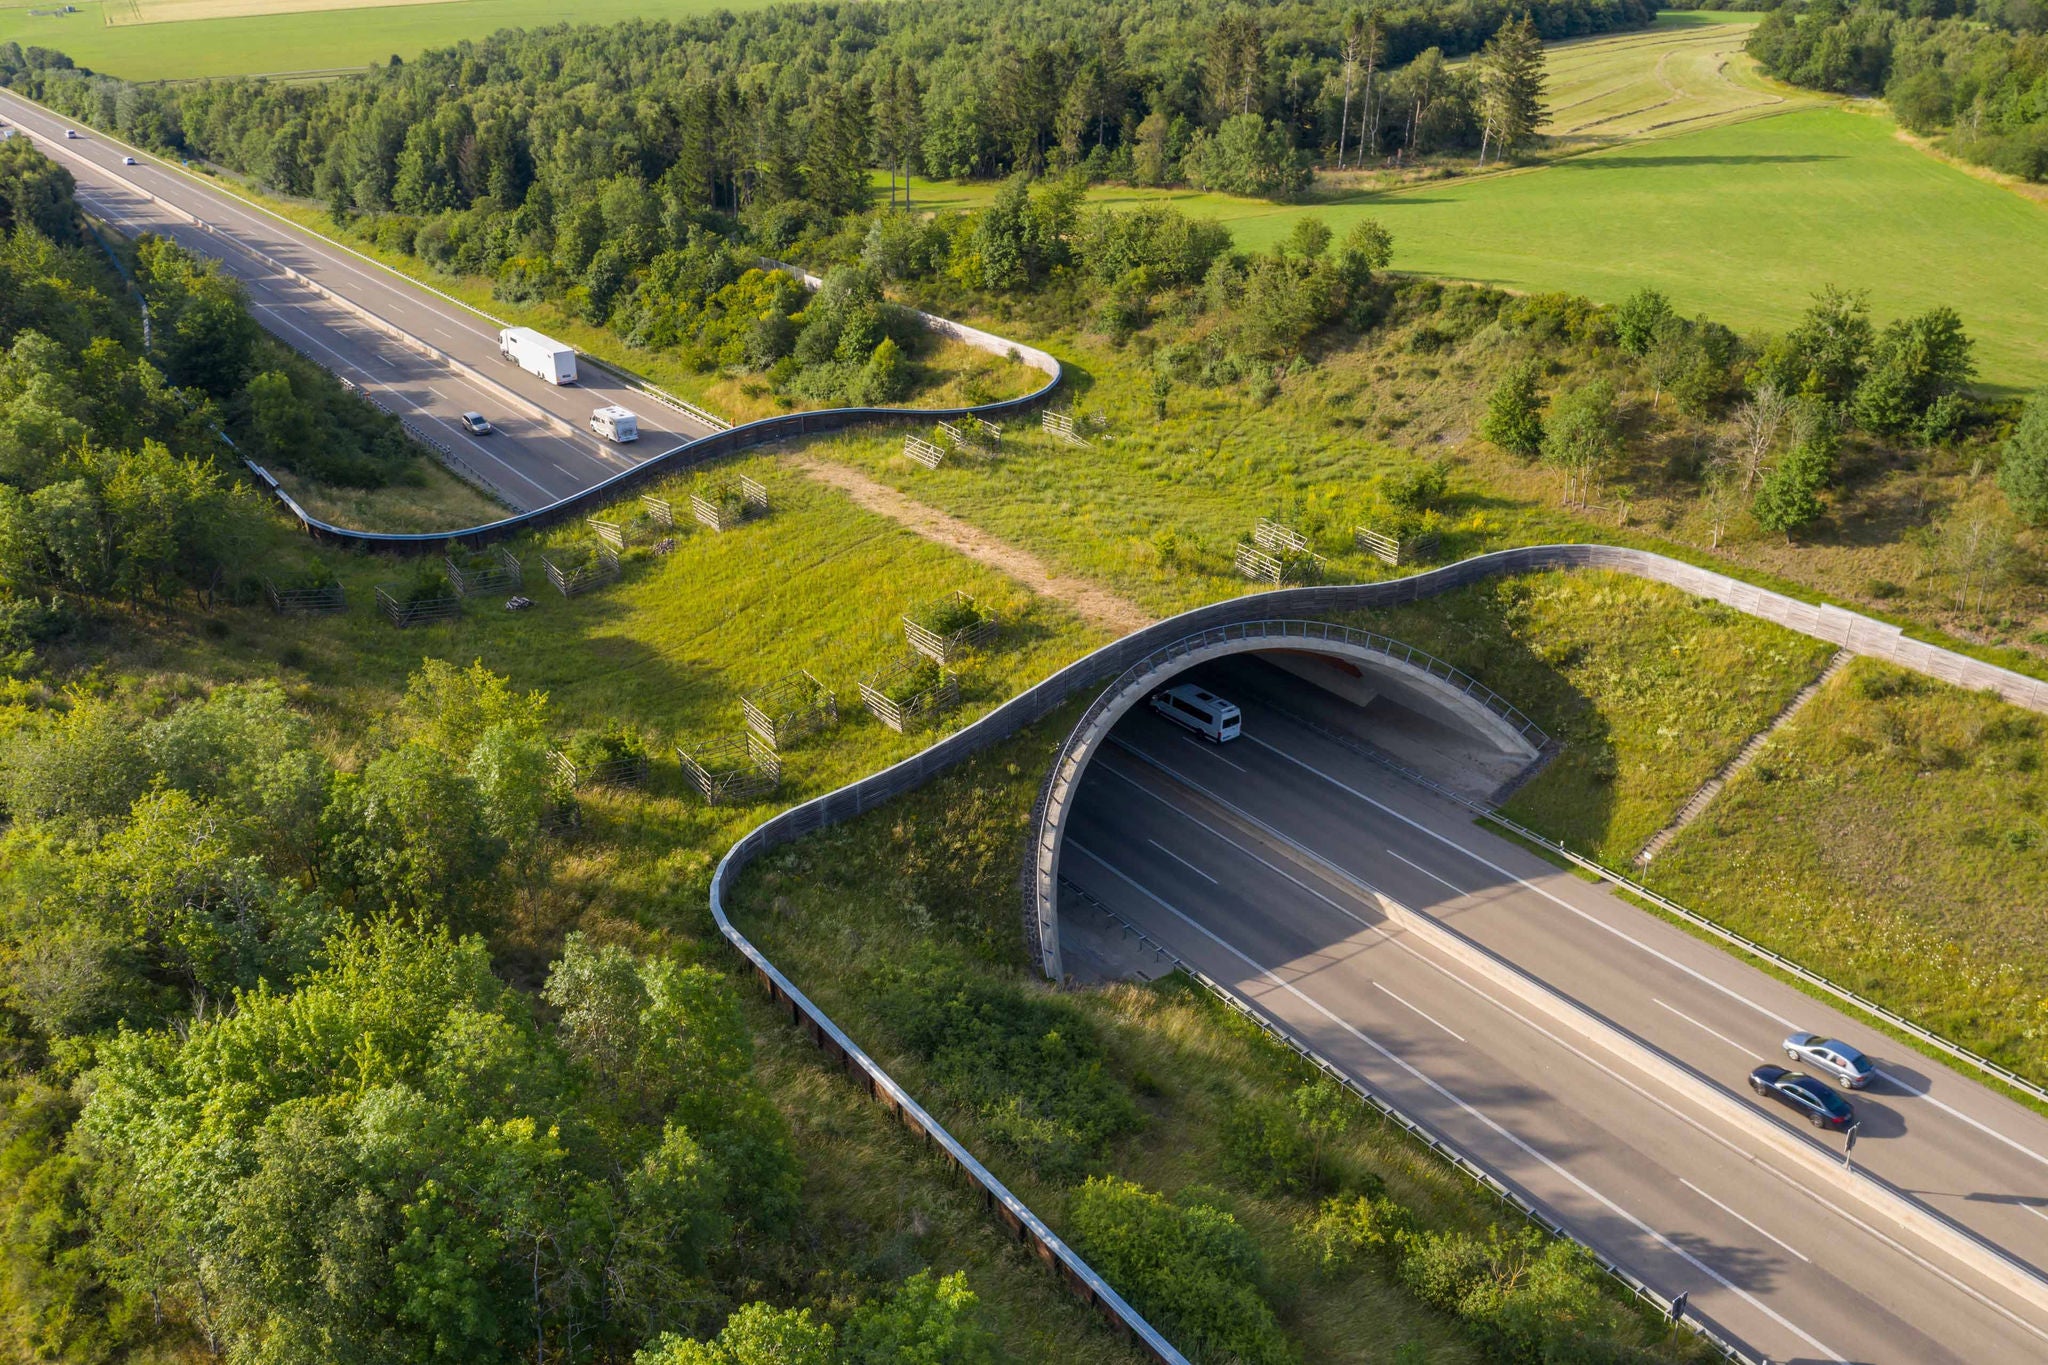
[
  {"x1": 1749, "y1": 1065, "x2": 1856, "y2": 1130},
  {"x1": 123, "y1": 156, "x2": 137, "y2": 166},
  {"x1": 460, "y1": 411, "x2": 493, "y2": 436},
  {"x1": 1148, "y1": 684, "x2": 1242, "y2": 743},
  {"x1": 1782, "y1": 1032, "x2": 1874, "y2": 1090},
  {"x1": 65, "y1": 129, "x2": 79, "y2": 139}
]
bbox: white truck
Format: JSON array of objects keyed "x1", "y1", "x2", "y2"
[
  {"x1": 590, "y1": 405, "x2": 639, "y2": 443},
  {"x1": 498, "y1": 326, "x2": 577, "y2": 385}
]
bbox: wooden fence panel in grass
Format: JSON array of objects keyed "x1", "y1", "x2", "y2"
[
  {"x1": 678, "y1": 734, "x2": 781, "y2": 805},
  {"x1": 445, "y1": 546, "x2": 522, "y2": 597},
  {"x1": 1356, "y1": 526, "x2": 1442, "y2": 567},
  {"x1": 903, "y1": 590, "x2": 1000, "y2": 666},
  {"x1": 691, "y1": 475, "x2": 771, "y2": 532},
  {"x1": 264, "y1": 580, "x2": 346, "y2": 615},
  {"x1": 742, "y1": 670, "x2": 839, "y2": 749},
  {"x1": 860, "y1": 656, "x2": 962, "y2": 734},
  {"x1": 376, "y1": 586, "x2": 461, "y2": 627},
  {"x1": 541, "y1": 544, "x2": 620, "y2": 598}
]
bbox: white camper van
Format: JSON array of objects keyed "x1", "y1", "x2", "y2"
[
  {"x1": 590, "y1": 405, "x2": 640, "y2": 443},
  {"x1": 498, "y1": 327, "x2": 577, "y2": 385},
  {"x1": 1148, "y1": 684, "x2": 1242, "y2": 743}
]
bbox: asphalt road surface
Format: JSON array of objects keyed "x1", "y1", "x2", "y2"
[
  {"x1": 1063, "y1": 659, "x2": 2048, "y2": 1364},
  {"x1": 0, "y1": 89, "x2": 718, "y2": 514}
]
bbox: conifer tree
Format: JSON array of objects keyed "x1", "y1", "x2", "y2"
[{"x1": 1478, "y1": 13, "x2": 1547, "y2": 165}]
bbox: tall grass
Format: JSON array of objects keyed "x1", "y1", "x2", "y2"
[{"x1": 1647, "y1": 657, "x2": 2048, "y2": 1087}]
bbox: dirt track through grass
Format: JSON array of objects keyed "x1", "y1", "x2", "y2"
[{"x1": 791, "y1": 453, "x2": 1156, "y2": 637}]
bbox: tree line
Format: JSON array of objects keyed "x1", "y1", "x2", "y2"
[
  {"x1": 1748, "y1": 0, "x2": 2048, "y2": 181},
  {"x1": 0, "y1": 0, "x2": 1579, "y2": 414}
]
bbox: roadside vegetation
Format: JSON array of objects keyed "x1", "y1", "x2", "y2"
[
  {"x1": 730, "y1": 724, "x2": 1713, "y2": 1365},
  {"x1": 0, "y1": 139, "x2": 465, "y2": 594},
  {"x1": 1647, "y1": 656, "x2": 2048, "y2": 1087},
  {"x1": 1335, "y1": 570, "x2": 1836, "y2": 863}
]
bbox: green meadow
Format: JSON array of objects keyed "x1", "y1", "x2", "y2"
[
  {"x1": 0, "y1": 0, "x2": 775, "y2": 81},
  {"x1": 898, "y1": 105, "x2": 2048, "y2": 390}
]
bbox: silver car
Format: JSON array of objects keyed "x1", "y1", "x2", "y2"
[{"x1": 1783, "y1": 1032, "x2": 1875, "y2": 1090}]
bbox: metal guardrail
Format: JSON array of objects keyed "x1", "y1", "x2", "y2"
[
  {"x1": 707, "y1": 823, "x2": 1189, "y2": 1363},
  {"x1": 685, "y1": 546, "x2": 2048, "y2": 1365},
  {"x1": 1249, "y1": 689, "x2": 2048, "y2": 1125},
  {"x1": 1059, "y1": 878, "x2": 1761, "y2": 1364},
  {"x1": 1492, "y1": 802, "x2": 2048, "y2": 1116}
]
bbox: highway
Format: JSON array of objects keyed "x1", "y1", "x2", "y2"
[
  {"x1": 0, "y1": 88, "x2": 719, "y2": 514},
  {"x1": 1063, "y1": 657, "x2": 2048, "y2": 1364}
]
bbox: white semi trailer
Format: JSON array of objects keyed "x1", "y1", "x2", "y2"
[{"x1": 498, "y1": 327, "x2": 577, "y2": 385}]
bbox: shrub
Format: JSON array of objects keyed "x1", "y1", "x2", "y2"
[
  {"x1": 561, "y1": 722, "x2": 648, "y2": 772},
  {"x1": 1479, "y1": 361, "x2": 1545, "y2": 458},
  {"x1": 1301, "y1": 1187, "x2": 1417, "y2": 1272},
  {"x1": 401, "y1": 563, "x2": 455, "y2": 606},
  {"x1": 1068, "y1": 1177, "x2": 1294, "y2": 1365},
  {"x1": 911, "y1": 595, "x2": 986, "y2": 637},
  {"x1": 1381, "y1": 458, "x2": 1451, "y2": 513},
  {"x1": 871, "y1": 962, "x2": 1139, "y2": 1179},
  {"x1": 1220, "y1": 1095, "x2": 1314, "y2": 1193}
]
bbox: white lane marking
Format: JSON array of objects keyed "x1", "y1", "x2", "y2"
[
  {"x1": 1385, "y1": 847, "x2": 1470, "y2": 898},
  {"x1": 1099, "y1": 747, "x2": 2048, "y2": 1348},
  {"x1": 1146, "y1": 839, "x2": 1216, "y2": 885},
  {"x1": 1247, "y1": 730, "x2": 2048, "y2": 1180},
  {"x1": 1682, "y1": 1179, "x2": 1811, "y2": 1262},
  {"x1": 1239, "y1": 732, "x2": 1803, "y2": 1033},
  {"x1": 1655, "y1": 999, "x2": 1758, "y2": 1059},
  {"x1": 1181, "y1": 731, "x2": 1245, "y2": 770},
  {"x1": 1066, "y1": 841, "x2": 1846, "y2": 1363},
  {"x1": 2028, "y1": 1206, "x2": 2048, "y2": 1227},
  {"x1": 1374, "y1": 981, "x2": 1466, "y2": 1041},
  {"x1": 248, "y1": 305, "x2": 560, "y2": 502},
  {"x1": 1873, "y1": 1067, "x2": 2048, "y2": 1175}
]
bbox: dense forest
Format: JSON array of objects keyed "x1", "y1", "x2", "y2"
[
  {"x1": 1747, "y1": 0, "x2": 2048, "y2": 180},
  {"x1": 0, "y1": 0, "x2": 1588, "y2": 409},
  {"x1": 0, "y1": 136, "x2": 426, "y2": 617}
]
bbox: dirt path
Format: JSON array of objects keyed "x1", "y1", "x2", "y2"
[{"x1": 787, "y1": 455, "x2": 1155, "y2": 637}]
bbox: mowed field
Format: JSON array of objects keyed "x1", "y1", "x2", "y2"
[
  {"x1": 1537, "y1": 11, "x2": 1815, "y2": 148},
  {"x1": 0, "y1": 0, "x2": 777, "y2": 79},
  {"x1": 899, "y1": 15, "x2": 2048, "y2": 390}
]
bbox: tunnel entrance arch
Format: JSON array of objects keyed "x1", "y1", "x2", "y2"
[{"x1": 1028, "y1": 620, "x2": 1546, "y2": 980}]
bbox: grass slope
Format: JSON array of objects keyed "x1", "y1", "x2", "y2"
[
  {"x1": 0, "y1": 0, "x2": 777, "y2": 81},
  {"x1": 1333, "y1": 570, "x2": 1835, "y2": 864},
  {"x1": 1646, "y1": 657, "x2": 2048, "y2": 1087}
]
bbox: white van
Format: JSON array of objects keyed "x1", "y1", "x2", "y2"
[
  {"x1": 590, "y1": 405, "x2": 639, "y2": 443},
  {"x1": 1148, "y1": 684, "x2": 1242, "y2": 743}
]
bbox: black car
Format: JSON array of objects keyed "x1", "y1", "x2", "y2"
[{"x1": 1749, "y1": 1065, "x2": 1856, "y2": 1130}]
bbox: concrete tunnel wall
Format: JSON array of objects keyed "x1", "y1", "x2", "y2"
[{"x1": 1029, "y1": 623, "x2": 1545, "y2": 981}]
